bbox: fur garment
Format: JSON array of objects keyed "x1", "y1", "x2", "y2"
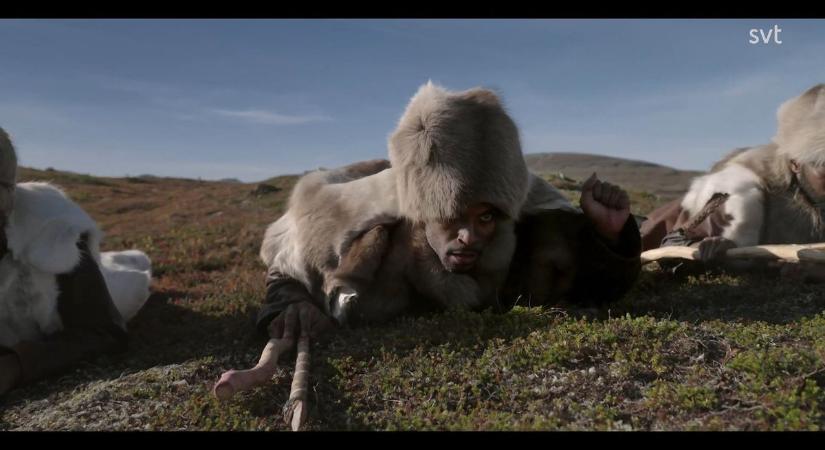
[
  {"x1": 388, "y1": 82, "x2": 529, "y2": 222},
  {"x1": 0, "y1": 182, "x2": 152, "y2": 347}
]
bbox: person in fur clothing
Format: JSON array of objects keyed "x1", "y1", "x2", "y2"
[
  {"x1": 255, "y1": 83, "x2": 642, "y2": 341},
  {"x1": 640, "y1": 83, "x2": 825, "y2": 281},
  {"x1": 0, "y1": 128, "x2": 153, "y2": 395}
]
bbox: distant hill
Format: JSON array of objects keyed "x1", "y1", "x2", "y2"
[
  {"x1": 16, "y1": 151, "x2": 702, "y2": 217},
  {"x1": 525, "y1": 152, "x2": 703, "y2": 202}
]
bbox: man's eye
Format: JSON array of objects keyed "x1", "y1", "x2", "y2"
[{"x1": 479, "y1": 213, "x2": 494, "y2": 223}]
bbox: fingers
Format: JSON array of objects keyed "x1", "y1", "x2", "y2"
[
  {"x1": 299, "y1": 303, "x2": 311, "y2": 337},
  {"x1": 593, "y1": 179, "x2": 603, "y2": 201},
  {"x1": 589, "y1": 179, "x2": 628, "y2": 210},
  {"x1": 268, "y1": 315, "x2": 285, "y2": 339},
  {"x1": 271, "y1": 302, "x2": 335, "y2": 340},
  {"x1": 581, "y1": 172, "x2": 598, "y2": 192},
  {"x1": 698, "y1": 241, "x2": 711, "y2": 261},
  {"x1": 282, "y1": 304, "x2": 299, "y2": 340},
  {"x1": 698, "y1": 238, "x2": 717, "y2": 261},
  {"x1": 605, "y1": 184, "x2": 618, "y2": 208},
  {"x1": 698, "y1": 237, "x2": 735, "y2": 261},
  {"x1": 618, "y1": 190, "x2": 630, "y2": 210}
]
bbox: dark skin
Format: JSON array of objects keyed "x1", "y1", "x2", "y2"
[
  {"x1": 268, "y1": 173, "x2": 632, "y2": 340},
  {"x1": 790, "y1": 158, "x2": 825, "y2": 200},
  {"x1": 424, "y1": 203, "x2": 499, "y2": 273}
]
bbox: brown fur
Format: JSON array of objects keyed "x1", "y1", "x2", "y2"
[
  {"x1": 261, "y1": 159, "x2": 518, "y2": 326},
  {"x1": 388, "y1": 82, "x2": 529, "y2": 223}
]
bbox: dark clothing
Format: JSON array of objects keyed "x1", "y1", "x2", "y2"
[
  {"x1": 256, "y1": 210, "x2": 643, "y2": 334},
  {"x1": 0, "y1": 236, "x2": 128, "y2": 387},
  {"x1": 500, "y1": 210, "x2": 641, "y2": 310},
  {"x1": 256, "y1": 268, "x2": 322, "y2": 337}
]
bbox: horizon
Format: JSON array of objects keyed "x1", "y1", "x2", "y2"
[
  {"x1": 2, "y1": 19, "x2": 824, "y2": 182},
  {"x1": 20, "y1": 150, "x2": 695, "y2": 184}
]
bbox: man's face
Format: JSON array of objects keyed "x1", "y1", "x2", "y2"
[
  {"x1": 425, "y1": 202, "x2": 500, "y2": 273},
  {"x1": 791, "y1": 159, "x2": 825, "y2": 203}
]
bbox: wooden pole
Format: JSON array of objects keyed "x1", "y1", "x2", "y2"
[
  {"x1": 282, "y1": 336, "x2": 310, "y2": 431},
  {"x1": 641, "y1": 243, "x2": 825, "y2": 265}
]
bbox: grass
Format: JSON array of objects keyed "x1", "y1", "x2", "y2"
[{"x1": 0, "y1": 168, "x2": 823, "y2": 430}]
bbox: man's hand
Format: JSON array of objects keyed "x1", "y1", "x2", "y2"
[
  {"x1": 268, "y1": 302, "x2": 335, "y2": 340},
  {"x1": 580, "y1": 173, "x2": 631, "y2": 245},
  {"x1": 696, "y1": 236, "x2": 737, "y2": 262},
  {"x1": 0, "y1": 353, "x2": 21, "y2": 395}
]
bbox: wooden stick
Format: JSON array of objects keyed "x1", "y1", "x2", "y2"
[
  {"x1": 213, "y1": 337, "x2": 295, "y2": 401},
  {"x1": 282, "y1": 336, "x2": 310, "y2": 431},
  {"x1": 641, "y1": 243, "x2": 825, "y2": 265}
]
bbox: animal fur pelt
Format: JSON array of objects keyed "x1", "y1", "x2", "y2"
[
  {"x1": 674, "y1": 84, "x2": 825, "y2": 247},
  {"x1": 259, "y1": 158, "x2": 576, "y2": 323},
  {"x1": 0, "y1": 182, "x2": 152, "y2": 347},
  {"x1": 388, "y1": 81, "x2": 529, "y2": 223},
  {"x1": 260, "y1": 159, "x2": 400, "y2": 291},
  {"x1": 774, "y1": 83, "x2": 825, "y2": 169}
]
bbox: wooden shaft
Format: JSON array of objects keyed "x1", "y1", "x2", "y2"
[
  {"x1": 641, "y1": 243, "x2": 825, "y2": 265},
  {"x1": 282, "y1": 336, "x2": 311, "y2": 431}
]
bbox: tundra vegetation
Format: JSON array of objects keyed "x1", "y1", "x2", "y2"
[{"x1": 1, "y1": 166, "x2": 823, "y2": 431}]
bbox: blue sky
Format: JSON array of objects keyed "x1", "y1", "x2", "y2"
[{"x1": 1, "y1": 19, "x2": 824, "y2": 182}]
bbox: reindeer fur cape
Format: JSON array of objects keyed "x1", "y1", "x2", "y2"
[{"x1": 0, "y1": 182, "x2": 152, "y2": 347}]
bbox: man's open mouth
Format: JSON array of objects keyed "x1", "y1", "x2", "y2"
[{"x1": 447, "y1": 250, "x2": 479, "y2": 267}]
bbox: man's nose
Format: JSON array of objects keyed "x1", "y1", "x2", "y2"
[{"x1": 457, "y1": 226, "x2": 477, "y2": 246}]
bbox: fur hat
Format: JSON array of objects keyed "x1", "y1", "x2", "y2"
[
  {"x1": 0, "y1": 127, "x2": 17, "y2": 216},
  {"x1": 388, "y1": 82, "x2": 529, "y2": 222},
  {"x1": 774, "y1": 83, "x2": 825, "y2": 167}
]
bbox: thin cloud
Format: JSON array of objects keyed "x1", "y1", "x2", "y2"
[{"x1": 209, "y1": 108, "x2": 332, "y2": 125}]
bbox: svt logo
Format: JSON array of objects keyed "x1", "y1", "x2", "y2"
[{"x1": 749, "y1": 25, "x2": 783, "y2": 45}]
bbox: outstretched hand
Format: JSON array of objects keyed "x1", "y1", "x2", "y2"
[
  {"x1": 268, "y1": 302, "x2": 335, "y2": 341},
  {"x1": 214, "y1": 302, "x2": 331, "y2": 403},
  {"x1": 580, "y1": 173, "x2": 631, "y2": 245},
  {"x1": 696, "y1": 236, "x2": 737, "y2": 262}
]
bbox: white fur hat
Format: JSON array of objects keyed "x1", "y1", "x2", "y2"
[
  {"x1": 387, "y1": 82, "x2": 529, "y2": 222},
  {"x1": 774, "y1": 83, "x2": 825, "y2": 167}
]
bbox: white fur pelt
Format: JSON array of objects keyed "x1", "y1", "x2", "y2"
[
  {"x1": 0, "y1": 182, "x2": 152, "y2": 347},
  {"x1": 680, "y1": 161, "x2": 766, "y2": 247}
]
